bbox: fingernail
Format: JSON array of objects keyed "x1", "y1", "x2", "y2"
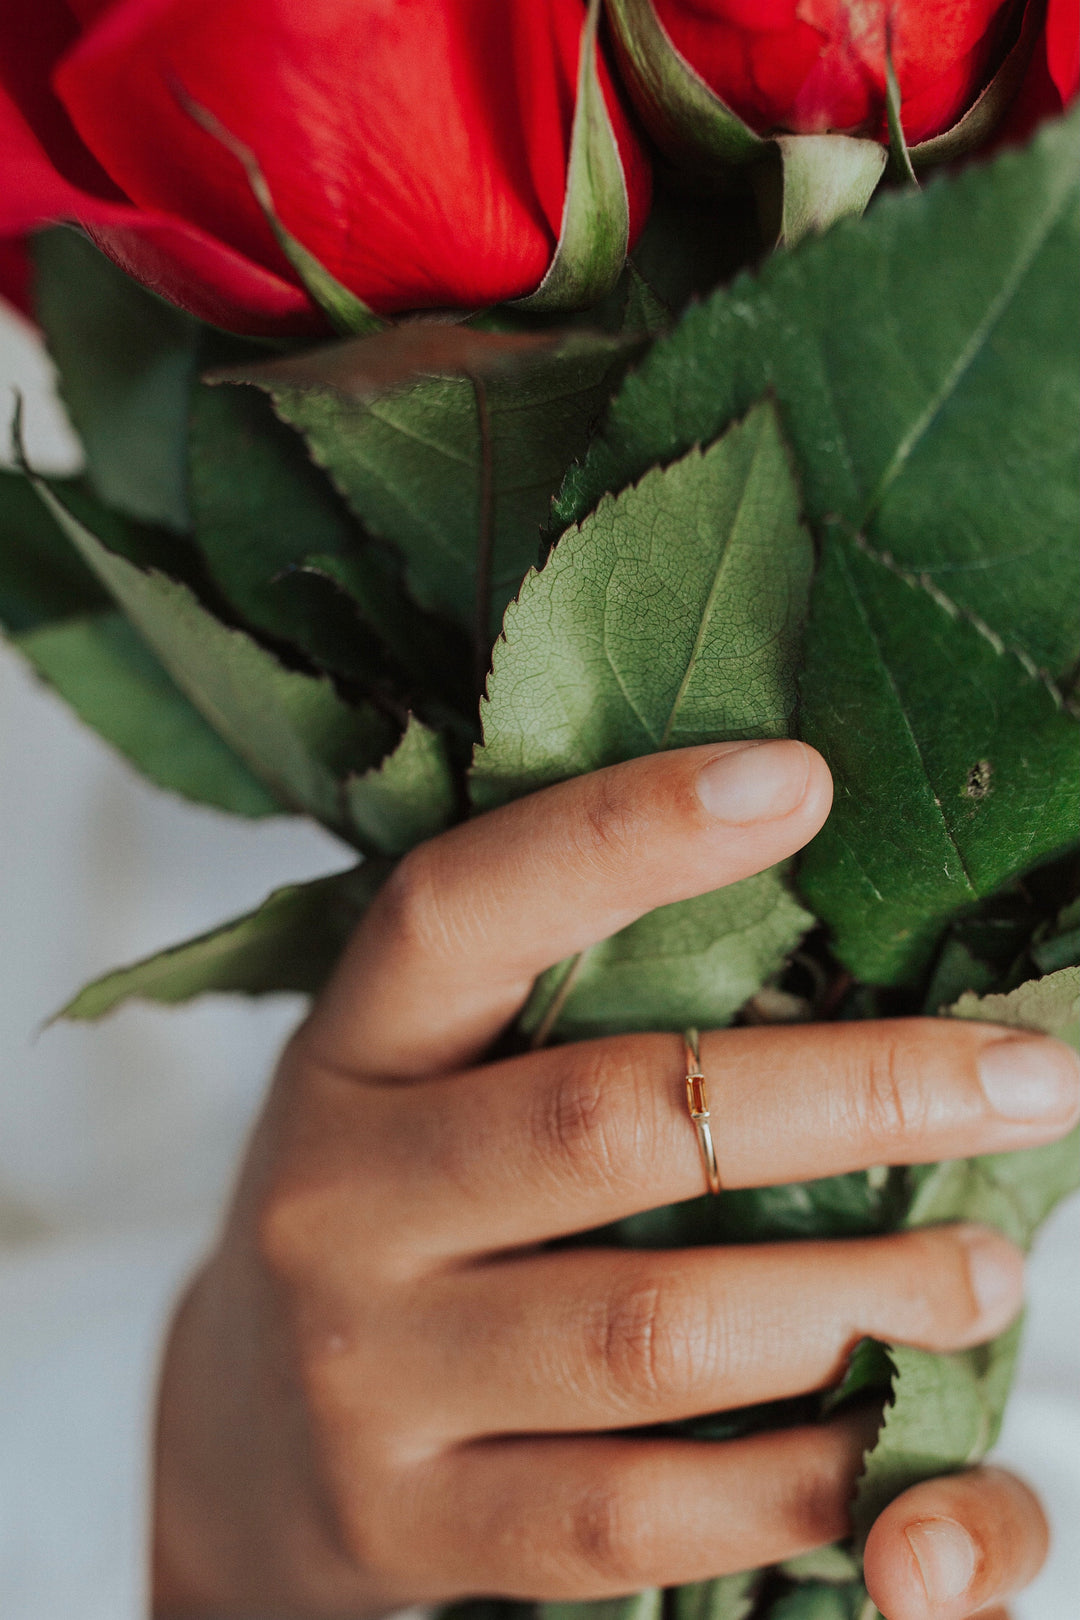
[
  {"x1": 906, "y1": 1518, "x2": 977, "y2": 1603},
  {"x1": 696, "y1": 741, "x2": 810, "y2": 825},
  {"x1": 978, "y1": 1036, "x2": 1080, "y2": 1122},
  {"x1": 957, "y1": 1226, "x2": 1022, "y2": 1319}
]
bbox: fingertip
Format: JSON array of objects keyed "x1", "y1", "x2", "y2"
[
  {"x1": 864, "y1": 1467, "x2": 1049, "y2": 1620},
  {"x1": 693, "y1": 738, "x2": 831, "y2": 833},
  {"x1": 794, "y1": 739, "x2": 834, "y2": 831}
]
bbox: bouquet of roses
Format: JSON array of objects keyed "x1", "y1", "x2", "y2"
[{"x1": 2, "y1": 2, "x2": 1078, "y2": 1617}]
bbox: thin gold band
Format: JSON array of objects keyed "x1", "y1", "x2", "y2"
[{"x1": 683, "y1": 1027, "x2": 720, "y2": 1195}]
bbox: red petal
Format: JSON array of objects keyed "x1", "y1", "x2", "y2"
[
  {"x1": 0, "y1": 2, "x2": 319, "y2": 334},
  {"x1": 55, "y1": 0, "x2": 648, "y2": 316},
  {"x1": 1046, "y1": 0, "x2": 1079, "y2": 103}
]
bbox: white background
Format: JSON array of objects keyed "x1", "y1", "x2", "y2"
[{"x1": 1, "y1": 302, "x2": 1077, "y2": 1616}]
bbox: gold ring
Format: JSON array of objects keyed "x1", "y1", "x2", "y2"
[{"x1": 683, "y1": 1028, "x2": 720, "y2": 1195}]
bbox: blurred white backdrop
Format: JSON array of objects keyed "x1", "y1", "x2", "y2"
[{"x1": 1, "y1": 299, "x2": 1077, "y2": 1617}]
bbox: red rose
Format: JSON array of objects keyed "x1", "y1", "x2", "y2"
[
  {"x1": 0, "y1": 0, "x2": 650, "y2": 335},
  {"x1": 647, "y1": 0, "x2": 1016, "y2": 141},
  {"x1": 608, "y1": 0, "x2": 1077, "y2": 173}
]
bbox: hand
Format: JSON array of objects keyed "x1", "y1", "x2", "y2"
[{"x1": 151, "y1": 740, "x2": 1078, "y2": 1619}]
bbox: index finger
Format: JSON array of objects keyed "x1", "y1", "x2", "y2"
[{"x1": 306, "y1": 740, "x2": 831, "y2": 1078}]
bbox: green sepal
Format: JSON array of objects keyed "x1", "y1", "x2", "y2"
[
  {"x1": 176, "y1": 90, "x2": 382, "y2": 337},
  {"x1": 909, "y1": 0, "x2": 1046, "y2": 170},
  {"x1": 605, "y1": 0, "x2": 764, "y2": 173},
  {"x1": 517, "y1": 0, "x2": 631, "y2": 311},
  {"x1": 56, "y1": 863, "x2": 387, "y2": 1020},
  {"x1": 776, "y1": 135, "x2": 888, "y2": 247},
  {"x1": 884, "y1": 49, "x2": 918, "y2": 186}
]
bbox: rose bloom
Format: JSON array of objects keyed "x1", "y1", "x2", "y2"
[
  {"x1": 0, "y1": 0, "x2": 650, "y2": 334},
  {"x1": 650, "y1": 0, "x2": 1078, "y2": 141}
]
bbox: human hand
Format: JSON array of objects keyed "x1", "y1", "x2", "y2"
[{"x1": 152, "y1": 740, "x2": 1078, "y2": 1619}]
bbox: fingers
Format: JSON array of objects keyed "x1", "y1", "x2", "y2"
[
  {"x1": 333, "y1": 1020, "x2": 1079, "y2": 1258},
  {"x1": 392, "y1": 1227, "x2": 1023, "y2": 1441},
  {"x1": 864, "y1": 1466, "x2": 1049, "y2": 1620},
  {"x1": 400, "y1": 1417, "x2": 871, "y2": 1600},
  {"x1": 306, "y1": 740, "x2": 832, "y2": 1077}
]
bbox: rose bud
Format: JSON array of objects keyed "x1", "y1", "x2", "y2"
[
  {"x1": 0, "y1": 0, "x2": 650, "y2": 336},
  {"x1": 605, "y1": 0, "x2": 1070, "y2": 241}
]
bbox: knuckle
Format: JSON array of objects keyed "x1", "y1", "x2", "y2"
[
  {"x1": 375, "y1": 844, "x2": 460, "y2": 966},
  {"x1": 568, "y1": 1480, "x2": 655, "y2": 1589},
  {"x1": 538, "y1": 1044, "x2": 637, "y2": 1193},
  {"x1": 573, "y1": 771, "x2": 645, "y2": 880},
  {"x1": 592, "y1": 1270, "x2": 700, "y2": 1410},
  {"x1": 252, "y1": 1164, "x2": 345, "y2": 1286},
  {"x1": 901, "y1": 1228, "x2": 987, "y2": 1337},
  {"x1": 860, "y1": 1034, "x2": 930, "y2": 1147}
]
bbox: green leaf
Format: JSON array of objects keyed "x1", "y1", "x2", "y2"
[
  {"x1": 473, "y1": 401, "x2": 814, "y2": 1042},
  {"x1": 344, "y1": 715, "x2": 456, "y2": 855},
  {"x1": 521, "y1": 868, "x2": 813, "y2": 1041},
  {"x1": 13, "y1": 611, "x2": 279, "y2": 817},
  {"x1": 1031, "y1": 897, "x2": 1080, "y2": 975},
  {"x1": 822, "y1": 1339, "x2": 896, "y2": 1416},
  {"x1": 212, "y1": 322, "x2": 644, "y2": 637},
  {"x1": 950, "y1": 962, "x2": 1080, "y2": 1044},
  {"x1": 905, "y1": 1128, "x2": 1080, "y2": 1250},
  {"x1": 473, "y1": 400, "x2": 813, "y2": 806},
  {"x1": 852, "y1": 1323, "x2": 1023, "y2": 1544},
  {"x1": 283, "y1": 552, "x2": 471, "y2": 707},
  {"x1": 0, "y1": 467, "x2": 110, "y2": 633},
  {"x1": 33, "y1": 228, "x2": 200, "y2": 531},
  {"x1": 797, "y1": 533, "x2": 1080, "y2": 983},
  {"x1": 779, "y1": 1546, "x2": 860, "y2": 1585},
  {"x1": 33, "y1": 480, "x2": 394, "y2": 840},
  {"x1": 853, "y1": 971, "x2": 1080, "y2": 1542},
  {"x1": 541, "y1": 1593, "x2": 661, "y2": 1620},
  {"x1": 613, "y1": 1166, "x2": 901, "y2": 1251},
  {"x1": 175, "y1": 92, "x2": 381, "y2": 336},
  {"x1": 58, "y1": 864, "x2": 384, "y2": 1019},
  {"x1": 906, "y1": 967, "x2": 1080, "y2": 1245},
  {"x1": 190, "y1": 387, "x2": 472, "y2": 705},
  {"x1": 517, "y1": 0, "x2": 630, "y2": 311},
  {"x1": 765, "y1": 1584, "x2": 873, "y2": 1619},
  {"x1": 555, "y1": 110, "x2": 1080, "y2": 679},
  {"x1": 671, "y1": 1571, "x2": 759, "y2": 1620},
  {"x1": 188, "y1": 383, "x2": 358, "y2": 644},
  {"x1": 776, "y1": 136, "x2": 887, "y2": 247}
]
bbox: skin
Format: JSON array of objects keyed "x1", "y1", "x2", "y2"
[{"x1": 152, "y1": 741, "x2": 1078, "y2": 1619}]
